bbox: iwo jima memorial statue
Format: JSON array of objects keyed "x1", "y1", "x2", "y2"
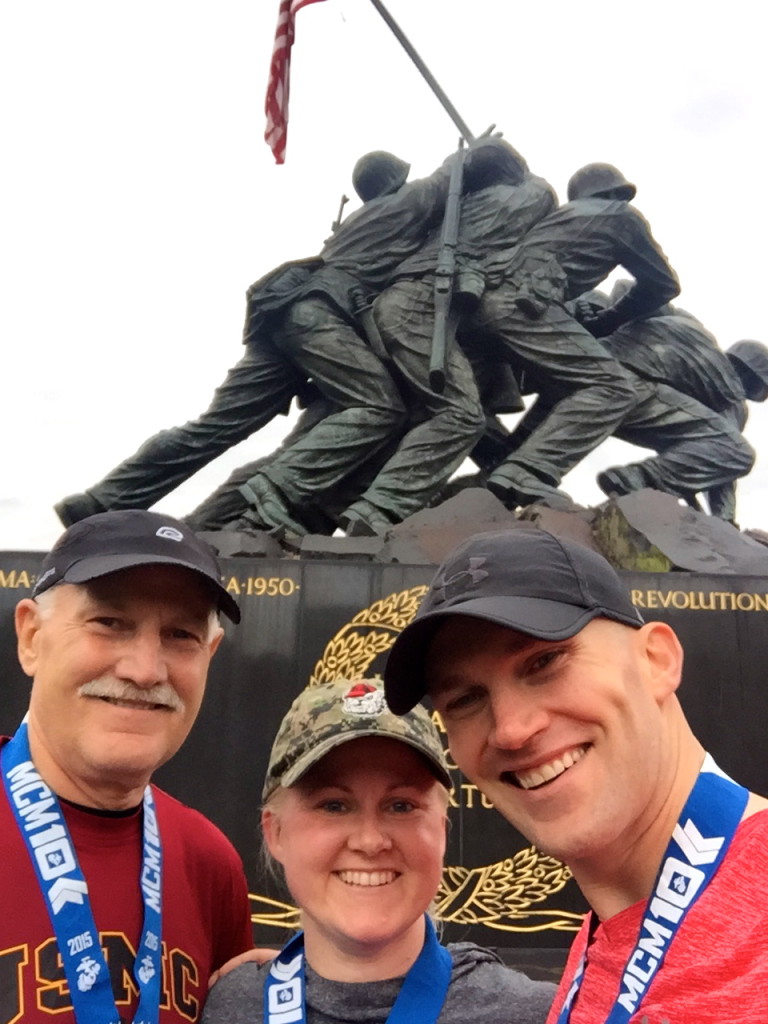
[{"x1": 6, "y1": 0, "x2": 768, "y2": 968}]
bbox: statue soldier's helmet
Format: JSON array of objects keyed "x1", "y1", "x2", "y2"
[
  {"x1": 728, "y1": 340, "x2": 768, "y2": 401},
  {"x1": 567, "y1": 162, "x2": 637, "y2": 202},
  {"x1": 462, "y1": 139, "x2": 529, "y2": 191},
  {"x1": 352, "y1": 151, "x2": 411, "y2": 202}
]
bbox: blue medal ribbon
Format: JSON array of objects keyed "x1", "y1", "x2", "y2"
[
  {"x1": 1, "y1": 722, "x2": 163, "y2": 1024},
  {"x1": 555, "y1": 754, "x2": 749, "y2": 1023},
  {"x1": 264, "y1": 915, "x2": 452, "y2": 1024}
]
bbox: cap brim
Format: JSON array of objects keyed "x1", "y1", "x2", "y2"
[
  {"x1": 267, "y1": 728, "x2": 451, "y2": 798},
  {"x1": 63, "y1": 553, "x2": 241, "y2": 624},
  {"x1": 384, "y1": 595, "x2": 606, "y2": 714}
]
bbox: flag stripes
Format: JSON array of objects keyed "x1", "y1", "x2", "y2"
[{"x1": 265, "y1": 0, "x2": 326, "y2": 164}]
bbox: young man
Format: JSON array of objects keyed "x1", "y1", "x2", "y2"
[
  {"x1": 2, "y1": 510, "x2": 253, "y2": 1023},
  {"x1": 384, "y1": 528, "x2": 768, "y2": 1022}
]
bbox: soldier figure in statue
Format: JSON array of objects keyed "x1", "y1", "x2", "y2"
[
  {"x1": 232, "y1": 138, "x2": 533, "y2": 536},
  {"x1": 55, "y1": 141, "x2": 511, "y2": 532},
  {"x1": 224, "y1": 139, "x2": 555, "y2": 537},
  {"x1": 597, "y1": 280, "x2": 747, "y2": 416},
  {"x1": 597, "y1": 320, "x2": 768, "y2": 521},
  {"x1": 472, "y1": 284, "x2": 760, "y2": 522},
  {"x1": 584, "y1": 282, "x2": 761, "y2": 519},
  {"x1": 460, "y1": 162, "x2": 679, "y2": 509},
  {"x1": 328, "y1": 141, "x2": 557, "y2": 536},
  {"x1": 54, "y1": 271, "x2": 322, "y2": 528}
]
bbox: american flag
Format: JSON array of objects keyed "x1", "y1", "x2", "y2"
[{"x1": 265, "y1": 0, "x2": 327, "y2": 164}]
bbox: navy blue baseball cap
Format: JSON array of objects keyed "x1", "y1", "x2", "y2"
[
  {"x1": 384, "y1": 528, "x2": 643, "y2": 714},
  {"x1": 33, "y1": 509, "x2": 241, "y2": 623}
]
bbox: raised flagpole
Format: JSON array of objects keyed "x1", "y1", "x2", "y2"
[{"x1": 367, "y1": 0, "x2": 476, "y2": 143}]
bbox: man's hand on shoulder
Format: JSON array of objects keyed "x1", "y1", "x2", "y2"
[{"x1": 208, "y1": 947, "x2": 280, "y2": 988}]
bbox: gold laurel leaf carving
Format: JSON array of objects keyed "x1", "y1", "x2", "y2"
[
  {"x1": 434, "y1": 847, "x2": 577, "y2": 932},
  {"x1": 248, "y1": 893, "x2": 301, "y2": 930},
  {"x1": 309, "y1": 585, "x2": 429, "y2": 686}
]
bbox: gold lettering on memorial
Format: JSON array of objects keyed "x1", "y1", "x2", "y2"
[
  {"x1": 444, "y1": 749, "x2": 460, "y2": 771},
  {"x1": 223, "y1": 575, "x2": 300, "y2": 597},
  {"x1": 631, "y1": 588, "x2": 768, "y2": 612},
  {"x1": 0, "y1": 569, "x2": 31, "y2": 589},
  {"x1": 458, "y1": 783, "x2": 494, "y2": 809}
]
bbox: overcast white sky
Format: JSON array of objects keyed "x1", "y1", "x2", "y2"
[{"x1": 2, "y1": 0, "x2": 766, "y2": 550}]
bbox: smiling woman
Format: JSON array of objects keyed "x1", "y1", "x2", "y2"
[{"x1": 201, "y1": 677, "x2": 556, "y2": 1024}]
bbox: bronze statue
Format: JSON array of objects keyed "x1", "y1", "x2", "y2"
[
  {"x1": 230, "y1": 138, "x2": 539, "y2": 536},
  {"x1": 595, "y1": 300, "x2": 768, "y2": 520},
  {"x1": 458, "y1": 163, "x2": 680, "y2": 510},
  {"x1": 335, "y1": 141, "x2": 557, "y2": 535},
  {"x1": 599, "y1": 280, "x2": 746, "y2": 415},
  {"x1": 473, "y1": 287, "x2": 761, "y2": 523},
  {"x1": 54, "y1": 153, "x2": 418, "y2": 530},
  {"x1": 57, "y1": 138, "x2": 523, "y2": 533},
  {"x1": 54, "y1": 142, "x2": 763, "y2": 534}
]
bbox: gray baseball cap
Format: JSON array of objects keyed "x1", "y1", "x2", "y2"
[
  {"x1": 33, "y1": 509, "x2": 240, "y2": 623},
  {"x1": 384, "y1": 529, "x2": 643, "y2": 714}
]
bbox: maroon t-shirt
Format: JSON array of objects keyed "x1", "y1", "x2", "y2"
[{"x1": 0, "y1": 738, "x2": 253, "y2": 1023}]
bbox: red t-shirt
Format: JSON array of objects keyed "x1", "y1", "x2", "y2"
[
  {"x1": 0, "y1": 742, "x2": 253, "y2": 1023},
  {"x1": 547, "y1": 810, "x2": 768, "y2": 1024}
]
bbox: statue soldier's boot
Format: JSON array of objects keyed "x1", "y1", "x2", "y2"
[
  {"x1": 486, "y1": 465, "x2": 575, "y2": 512},
  {"x1": 233, "y1": 474, "x2": 309, "y2": 536},
  {"x1": 54, "y1": 490, "x2": 108, "y2": 527},
  {"x1": 596, "y1": 464, "x2": 649, "y2": 498},
  {"x1": 339, "y1": 500, "x2": 397, "y2": 537},
  {"x1": 706, "y1": 483, "x2": 737, "y2": 525}
]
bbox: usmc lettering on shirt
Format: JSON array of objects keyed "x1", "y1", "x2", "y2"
[{"x1": 0, "y1": 934, "x2": 200, "y2": 1023}]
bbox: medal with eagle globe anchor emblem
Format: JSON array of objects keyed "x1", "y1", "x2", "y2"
[{"x1": 247, "y1": 586, "x2": 583, "y2": 940}]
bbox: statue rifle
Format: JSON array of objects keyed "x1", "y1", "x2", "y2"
[
  {"x1": 429, "y1": 138, "x2": 465, "y2": 393},
  {"x1": 330, "y1": 193, "x2": 349, "y2": 234}
]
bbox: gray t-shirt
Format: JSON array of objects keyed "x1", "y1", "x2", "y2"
[{"x1": 202, "y1": 941, "x2": 555, "y2": 1024}]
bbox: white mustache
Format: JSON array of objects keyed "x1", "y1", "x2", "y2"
[{"x1": 79, "y1": 676, "x2": 184, "y2": 712}]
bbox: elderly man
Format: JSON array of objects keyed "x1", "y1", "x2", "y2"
[
  {"x1": 1, "y1": 510, "x2": 253, "y2": 1023},
  {"x1": 384, "y1": 529, "x2": 768, "y2": 1022}
]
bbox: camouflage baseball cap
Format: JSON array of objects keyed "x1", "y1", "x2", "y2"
[{"x1": 262, "y1": 677, "x2": 451, "y2": 800}]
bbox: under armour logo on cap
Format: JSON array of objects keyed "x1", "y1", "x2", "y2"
[{"x1": 431, "y1": 556, "x2": 489, "y2": 605}]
